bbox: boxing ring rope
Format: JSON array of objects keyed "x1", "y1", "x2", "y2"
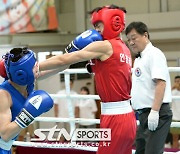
[
  {"x1": 13, "y1": 67, "x2": 180, "y2": 153},
  {"x1": 13, "y1": 141, "x2": 99, "y2": 152}
]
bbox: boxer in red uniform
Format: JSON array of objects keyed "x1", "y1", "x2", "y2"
[{"x1": 35, "y1": 4, "x2": 137, "y2": 154}]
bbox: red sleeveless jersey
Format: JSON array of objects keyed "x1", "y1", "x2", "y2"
[{"x1": 92, "y1": 38, "x2": 132, "y2": 102}]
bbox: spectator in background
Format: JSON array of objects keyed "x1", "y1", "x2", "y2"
[
  {"x1": 171, "y1": 75, "x2": 180, "y2": 149},
  {"x1": 54, "y1": 79, "x2": 78, "y2": 136},
  {"x1": 75, "y1": 86, "x2": 97, "y2": 128}
]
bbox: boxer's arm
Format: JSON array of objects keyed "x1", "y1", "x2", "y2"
[
  {"x1": 36, "y1": 65, "x2": 70, "y2": 80},
  {"x1": 33, "y1": 60, "x2": 70, "y2": 80},
  {"x1": 0, "y1": 90, "x2": 22, "y2": 142},
  {"x1": 39, "y1": 40, "x2": 112, "y2": 71}
]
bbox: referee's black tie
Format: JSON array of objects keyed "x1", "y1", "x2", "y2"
[{"x1": 135, "y1": 52, "x2": 141, "y2": 58}]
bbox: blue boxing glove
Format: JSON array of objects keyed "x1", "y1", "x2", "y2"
[
  {"x1": 15, "y1": 90, "x2": 53, "y2": 128},
  {"x1": 65, "y1": 29, "x2": 103, "y2": 53}
]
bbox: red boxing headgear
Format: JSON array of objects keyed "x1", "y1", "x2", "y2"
[{"x1": 91, "y1": 6, "x2": 125, "y2": 40}]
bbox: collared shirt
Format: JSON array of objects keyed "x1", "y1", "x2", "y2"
[
  {"x1": 131, "y1": 42, "x2": 172, "y2": 110},
  {"x1": 171, "y1": 89, "x2": 180, "y2": 121}
]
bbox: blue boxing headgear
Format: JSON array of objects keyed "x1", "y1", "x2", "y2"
[{"x1": 3, "y1": 48, "x2": 36, "y2": 86}]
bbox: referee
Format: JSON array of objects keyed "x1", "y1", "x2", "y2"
[{"x1": 125, "y1": 21, "x2": 172, "y2": 154}]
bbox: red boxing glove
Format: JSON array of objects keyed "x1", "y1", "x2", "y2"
[{"x1": 0, "y1": 59, "x2": 7, "y2": 78}]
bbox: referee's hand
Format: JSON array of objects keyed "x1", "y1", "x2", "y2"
[{"x1": 148, "y1": 109, "x2": 159, "y2": 131}]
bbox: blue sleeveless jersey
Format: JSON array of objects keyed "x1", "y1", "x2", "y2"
[
  {"x1": 0, "y1": 81, "x2": 26, "y2": 121},
  {"x1": 0, "y1": 80, "x2": 26, "y2": 154}
]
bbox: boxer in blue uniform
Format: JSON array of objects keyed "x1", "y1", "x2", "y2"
[{"x1": 0, "y1": 47, "x2": 53, "y2": 154}]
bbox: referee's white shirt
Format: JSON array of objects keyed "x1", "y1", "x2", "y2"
[{"x1": 131, "y1": 42, "x2": 172, "y2": 110}]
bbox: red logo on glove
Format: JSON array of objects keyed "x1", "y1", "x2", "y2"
[{"x1": 0, "y1": 59, "x2": 7, "y2": 78}]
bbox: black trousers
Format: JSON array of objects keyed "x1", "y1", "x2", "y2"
[{"x1": 135, "y1": 103, "x2": 172, "y2": 154}]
